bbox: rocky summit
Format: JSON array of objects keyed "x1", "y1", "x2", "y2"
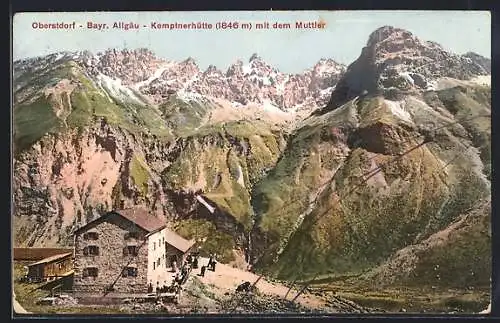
[
  {"x1": 13, "y1": 25, "x2": 490, "y2": 312},
  {"x1": 321, "y1": 26, "x2": 490, "y2": 113}
]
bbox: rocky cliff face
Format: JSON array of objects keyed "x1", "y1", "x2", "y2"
[{"x1": 13, "y1": 26, "x2": 491, "y2": 293}]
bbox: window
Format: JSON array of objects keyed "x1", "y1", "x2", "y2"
[
  {"x1": 83, "y1": 267, "x2": 98, "y2": 278},
  {"x1": 122, "y1": 266, "x2": 138, "y2": 277},
  {"x1": 124, "y1": 246, "x2": 138, "y2": 256},
  {"x1": 157, "y1": 258, "x2": 161, "y2": 267},
  {"x1": 153, "y1": 262, "x2": 155, "y2": 270},
  {"x1": 83, "y1": 246, "x2": 99, "y2": 256},
  {"x1": 83, "y1": 232, "x2": 98, "y2": 240},
  {"x1": 153, "y1": 242, "x2": 156, "y2": 250}
]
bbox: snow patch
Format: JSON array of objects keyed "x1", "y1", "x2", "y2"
[
  {"x1": 134, "y1": 62, "x2": 175, "y2": 89},
  {"x1": 400, "y1": 72, "x2": 415, "y2": 86},
  {"x1": 425, "y1": 80, "x2": 437, "y2": 91},
  {"x1": 97, "y1": 73, "x2": 146, "y2": 105},
  {"x1": 235, "y1": 164, "x2": 245, "y2": 188},
  {"x1": 196, "y1": 195, "x2": 215, "y2": 214},
  {"x1": 319, "y1": 86, "x2": 335, "y2": 97},
  {"x1": 385, "y1": 100, "x2": 412, "y2": 123},
  {"x1": 176, "y1": 89, "x2": 204, "y2": 102},
  {"x1": 242, "y1": 64, "x2": 252, "y2": 75},
  {"x1": 262, "y1": 99, "x2": 288, "y2": 116},
  {"x1": 54, "y1": 53, "x2": 65, "y2": 61}
]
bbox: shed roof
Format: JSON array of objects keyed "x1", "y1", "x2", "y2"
[
  {"x1": 28, "y1": 252, "x2": 72, "y2": 267},
  {"x1": 13, "y1": 248, "x2": 73, "y2": 261},
  {"x1": 74, "y1": 207, "x2": 166, "y2": 234},
  {"x1": 164, "y1": 228, "x2": 196, "y2": 253}
]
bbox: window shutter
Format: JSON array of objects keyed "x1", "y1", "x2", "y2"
[
  {"x1": 123, "y1": 247, "x2": 128, "y2": 256},
  {"x1": 83, "y1": 247, "x2": 88, "y2": 256},
  {"x1": 122, "y1": 269, "x2": 127, "y2": 277},
  {"x1": 83, "y1": 233, "x2": 88, "y2": 240},
  {"x1": 95, "y1": 246, "x2": 100, "y2": 256}
]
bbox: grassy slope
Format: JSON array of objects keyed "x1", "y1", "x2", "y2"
[
  {"x1": 162, "y1": 120, "x2": 283, "y2": 230},
  {"x1": 14, "y1": 60, "x2": 173, "y2": 155},
  {"x1": 317, "y1": 201, "x2": 491, "y2": 313},
  {"x1": 254, "y1": 86, "x2": 491, "y2": 287},
  {"x1": 14, "y1": 97, "x2": 62, "y2": 153},
  {"x1": 251, "y1": 101, "x2": 358, "y2": 266},
  {"x1": 433, "y1": 85, "x2": 491, "y2": 179},
  {"x1": 399, "y1": 202, "x2": 491, "y2": 289},
  {"x1": 130, "y1": 154, "x2": 151, "y2": 196}
]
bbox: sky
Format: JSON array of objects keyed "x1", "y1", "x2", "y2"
[{"x1": 13, "y1": 11, "x2": 491, "y2": 74}]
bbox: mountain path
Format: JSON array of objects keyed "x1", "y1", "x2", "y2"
[{"x1": 191, "y1": 257, "x2": 327, "y2": 310}]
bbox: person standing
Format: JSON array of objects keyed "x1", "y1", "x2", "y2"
[
  {"x1": 208, "y1": 254, "x2": 213, "y2": 267},
  {"x1": 172, "y1": 260, "x2": 177, "y2": 273},
  {"x1": 193, "y1": 256, "x2": 199, "y2": 269},
  {"x1": 200, "y1": 265, "x2": 206, "y2": 277}
]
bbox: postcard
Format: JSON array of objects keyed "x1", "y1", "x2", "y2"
[{"x1": 11, "y1": 10, "x2": 491, "y2": 316}]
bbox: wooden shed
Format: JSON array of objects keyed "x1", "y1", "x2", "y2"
[
  {"x1": 26, "y1": 252, "x2": 73, "y2": 283},
  {"x1": 164, "y1": 228, "x2": 196, "y2": 267}
]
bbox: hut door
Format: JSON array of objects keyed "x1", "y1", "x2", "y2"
[{"x1": 169, "y1": 255, "x2": 178, "y2": 266}]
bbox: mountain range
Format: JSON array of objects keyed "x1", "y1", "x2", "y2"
[{"x1": 12, "y1": 25, "x2": 491, "y2": 300}]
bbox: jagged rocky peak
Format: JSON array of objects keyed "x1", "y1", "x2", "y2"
[
  {"x1": 226, "y1": 59, "x2": 244, "y2": 77},
  {"x1": 203, "y1": 64, "x2": 221, "y2": 76},
  {"x1": 312, "y1": 58, "x2": 346, "y2": 76},
  {"x1": 94, "y1": 48, "x2": 164, "y2": 84},
  {"x1": 177, "y1": 57, "x2": 200, "y2": 75},
  {"x1": 99, "y1": 48, "x2": 158, "y2": 61},
  {"x1": 249, "y1": 53, "x2": 261, "y2": 62},
  {"x1": 322, "y1": 25, "x2": 490, "y2": 113},
  {"x1": 181, "y1": 56, "x2": 198, "y2": 66},
  {"x1": 367, "y1": 26, "x2": 414, "y2": 47}
]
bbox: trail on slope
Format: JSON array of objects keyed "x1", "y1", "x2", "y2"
[{"x1": 190, "y1": 257, "x2": 327, "y2": 310}]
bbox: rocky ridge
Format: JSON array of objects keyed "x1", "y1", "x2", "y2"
[
  {"x1": 322, "y1": 26, "x2": 490, "y2": 113},
  {"x1": 15, "y1": 49, "x2": 346, "y2": 115}
]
